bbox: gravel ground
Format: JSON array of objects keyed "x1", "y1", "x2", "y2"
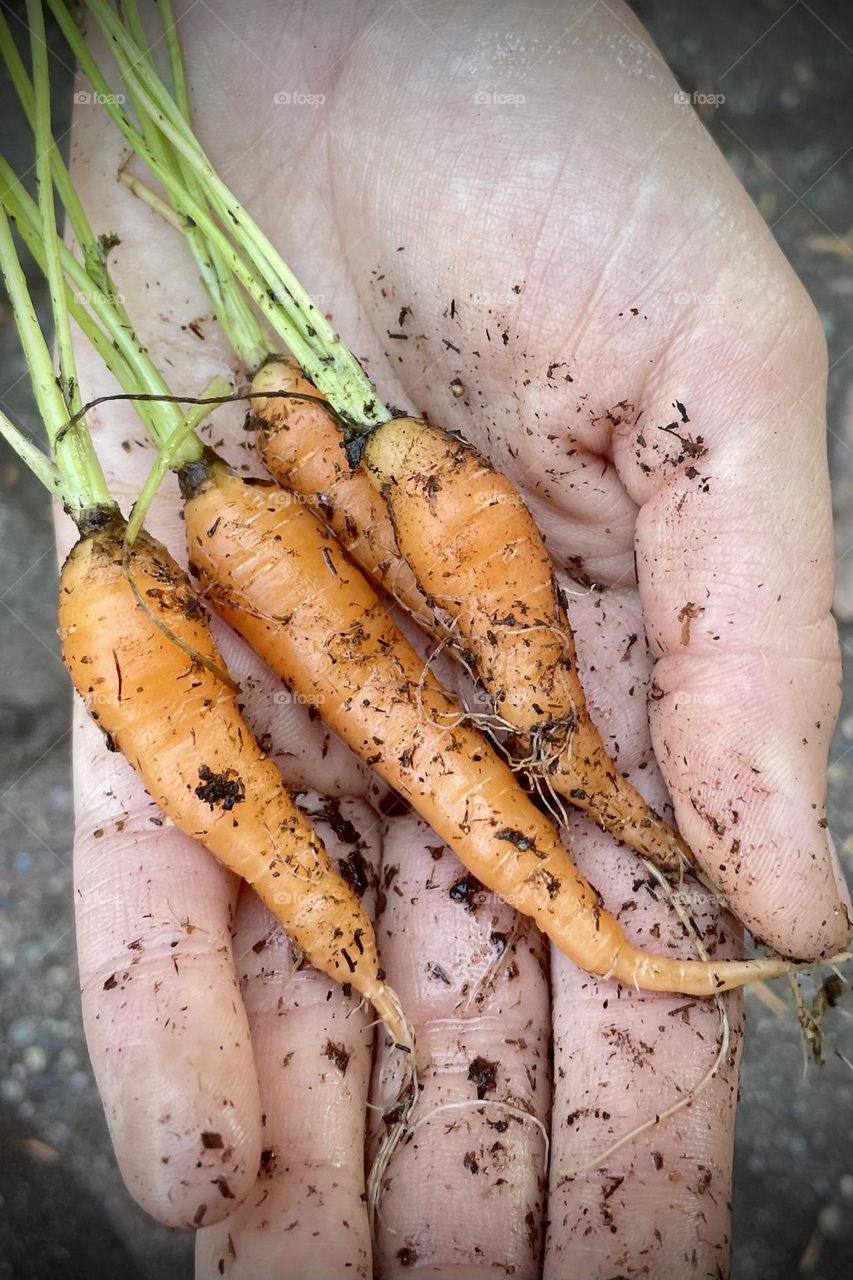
[{"x1": 0, "y1": 2, "x2": 851, "y2": 1277}]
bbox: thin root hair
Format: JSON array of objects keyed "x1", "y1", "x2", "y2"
[{"x1": 559, "y1": 856, "x2": 732, "y2": 1180}]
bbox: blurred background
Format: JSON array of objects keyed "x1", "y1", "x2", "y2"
[{"x1": 0, "y1": 1, "x2": 852, "y2": 1276}]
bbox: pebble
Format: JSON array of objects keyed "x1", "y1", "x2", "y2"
[
  {"x1": 818, "y1": 1202, "x2": 843, "y2": 1236},
  {"x1": 0, "y1": 1077, "x2": 24, "y2": 1103},
  {"x1": 7, "y1": 1016, "x2": 37, "y2": 1046},
  {"x1": 44, "y1": 1119, "x2": 69, "y2": 1147},
  {"x1": 22, "y1": 1044, "x2": 48, "y2": 1073},
  {"x1": 48, "y1": 786, "x2": 68, "y2": 812},
  {"x1": 43, "y1": 990, "x2": 64, "y2": 1015},
  {"x1": 56, "y1": 1047, "x2": 78, "y2": 1073}
]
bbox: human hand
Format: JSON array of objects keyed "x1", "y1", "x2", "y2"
[{"x1": 64, "y1": 1, "x2": 849, "y2": 1275}]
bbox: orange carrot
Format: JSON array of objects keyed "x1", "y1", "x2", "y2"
[
  {"x1": 59, "y1": 519, "x2": 408, "y2": 1040},
  {"x1": 252, "y1": 358, "x2": 692, "y2": 875},
  {"x1": 253, "y1": 358, "x2": 435, "y2": 628}
]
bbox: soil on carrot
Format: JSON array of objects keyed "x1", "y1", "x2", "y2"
[{"x1": 194, "y1": 765, "x2": 246, "y2": 811}]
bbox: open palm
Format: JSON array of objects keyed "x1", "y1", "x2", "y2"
[{"x1": 62, "y1": 1, "x2": 848, "y2": 1276}]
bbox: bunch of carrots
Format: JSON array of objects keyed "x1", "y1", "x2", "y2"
[{"x1": 0, "y1": 0, "x2": 847, "y2": 1236}]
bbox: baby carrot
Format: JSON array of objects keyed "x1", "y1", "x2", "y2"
[{"x1": 59, "y1": 517, "x2": 408, "y2": 1037}]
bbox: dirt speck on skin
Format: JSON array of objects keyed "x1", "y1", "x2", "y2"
[
  {"x1": 449, "y1": 873, "x2": 485, "y2": 911},
  {"x1": 338, "y1": 848, "x2": 370, "y2": 897},
  {"x1": 468, "y1": 1055, "x2": 498, "y2": 1099},
  {"x1": 678, "y1": 601, "x2": 705, "y2": 646},
  {"x1": 658, "y1": 420, "x2": 708, "y2": 461},
  {"x1": 323, "y1": 1040, "x2": 350, "y2": 1075}
]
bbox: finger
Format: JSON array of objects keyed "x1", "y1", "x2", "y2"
[
  {"x1": 72, "y1": 623, "x2": 371, "y2": 1231},
  {"x1": 618, "y1": 320, "x2": 850, "y2": 958},
  {"x1": 195, "y1": 795, "x2": 381, "y2": 1279},
  {"x1": 546, "y1": 828, "x2": 742, "y2": 1280},
  {"x1": 74, "y1": 707, "x2": 261, "y2": 1228},
  {"x1": 370, "y1": 811, "x2": 550, "y2": 1279},
  {"x1": 546, "y1": 585, "x2": 743, "y2": 1279}
]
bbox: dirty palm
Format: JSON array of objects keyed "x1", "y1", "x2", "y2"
[{"x1": 51, "y1": 0, "x2": 849, "y2": 1277}]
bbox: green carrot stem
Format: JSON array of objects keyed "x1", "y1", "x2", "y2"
[
  {"x1": 46, "y1": 0, "x2": 308, "y2": 372},
  {"x1": 0, "y1": 6, "x2": 138, "y2": 344},
  {"x1": 0, "y1": 170, "x2": 161, "y2": 443},
  {"x1": 125, "y1": 375, "x2": 229, "y2": 544},
  {"x1": 155, "y1": 0, "x2": 188, "y2": 115},
  {"x1": 117, "y1": 161, "x2": 184, "y2": 231},
  {"x1": 0, "y1": 160, "x2": 203, "y2": 467},
  {"x1": 118, "y1": 158, "x2": 267, "y2": 374},
  {"x1": 29, "y1": 0, "x2": 80, "y2": 416},
  {"x1": 0, "y1": 10, "x2": 94, "y2": 270},
  {"x1": 115, "y1": 0, "x2": 237, "y2": 357},
  {"x1": 69, "y1": 0, "x2": 265, "y2": 376},
  {"x1": 151, "y1": 0, "x2": 268, "y2": 371},
  {"x1": 0, "y1": 407, "x2": 62, "y2": 495},
  {"x1": 0, "y1": 203, "x2": 113, "y2": 517},
  {"x1": 75, "y1": 0, "x2": 390, "y2": 428}
]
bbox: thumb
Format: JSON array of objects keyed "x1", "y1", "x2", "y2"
[{"x1": 618, "y1": 291, "x2": 850, "y2": 960}]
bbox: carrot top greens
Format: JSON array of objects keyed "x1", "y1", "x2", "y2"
[
  {"x1": 0, "y1": 1, "x2": 114, "y2": 523},
  {"x1": 0, "y1": 1, "x2": 230, "y2": 538},
  {"x1": 48, "y1": 0, "x2": 392, "y2": 433}
]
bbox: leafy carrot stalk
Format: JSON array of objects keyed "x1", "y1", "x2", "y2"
[
  {"x1": 67, "y1": 0, "x2": 698, "y2": 882},
  {"x1": 25, "y1": 1, "x2": 844, "y2": 998},
  {"x1": 0, "y1": 5, "x2": 412, "y2": 1059}
]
